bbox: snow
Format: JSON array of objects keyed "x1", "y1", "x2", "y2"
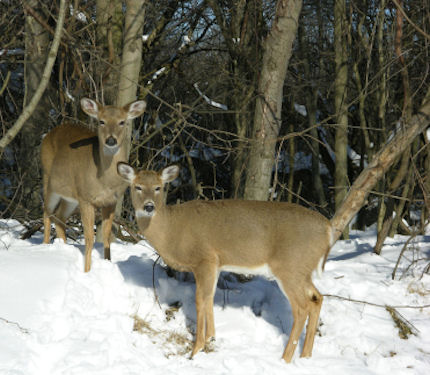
[
  {"x1": 0, "y1": 219, "x2": 429, "y2": 374},
  {"x1": 348, "y1": 146, "x2": 364, "y2": 167},
  {"x1": 147, "y1": 67, "x2": 166, "y2": 85},
  {"x1": 194, "y1": 83, "x2": 228, "y2": 110},
  {"x1": 180, "y1": 35, "x2": 192, "y2": 49},
  {"x1": 0, "y1": 49, "x2": 24, "y2": 57},
  {"x1": 69, "y1": 5, "x2": 87, "y2": 23},
  {"x1": 294, "y1": 103, "x2": 307, "y2": 117}
]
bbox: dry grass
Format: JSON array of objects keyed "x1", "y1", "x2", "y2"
[
  {"x1": 385, "y1": 306, "x2": 419, "y2": 339},
  {"x1": 407, "y1": 281, "x2": 430, "y2": 297},
  {"x1": 132, "y1": 309, "x2": 210, "y2": 358}
]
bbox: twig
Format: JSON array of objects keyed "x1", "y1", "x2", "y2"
[
  {"x1": 392, "y1": 232, "x2": 420, "y2": 280},
  {"x1": 152, "y1": 255, "x2": 162, "y2": 309},
  {"x1": 391, "y1": 0, "x2": 430, "y2": 41},
  {"x1": 0, "y1": 70, "x2": 11, "y2": 96},
  {"x1": 0, "y1": 317, "x2": 29, "y2": 334},
  {"x1": 20, "y1": 221, "x2": 43, "y2": 240},
  {"x1": 113, "y1": 219, "x2": 143, "y2": 243},
  {"x1": 323, "y1": 294, "x2": 430, "y2": 309}
]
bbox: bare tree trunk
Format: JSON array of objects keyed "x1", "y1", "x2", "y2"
[
  {"x1": 331, "y1": 88, "x2": 430, "y2": 242},
  {"x1": 96, "y1": 0, "x2": 124, "y2": 102},
  {"x1": 375, "y1": 0, "x2": 388, "y2": 235},
  {"x1": 113, "y1": 0, "x2": 146, "y2": 221},
  {"x1": 287, "y1": 120, "x2": 295, "y2": 203},
  {"x1": 243, "y1": 0, "x2": 303, "y2": 201},
  {"x1": 334, "y1": 0, "x2": 349, "y2": 238},
  {"x1": 116, "y1": 0, "x2": 146, "y2": 150},
  {"x1": 17, "y1": 0, "x2": 56, "y2": 218},
  {"x1": 374, "y1": 0, "x2": 413, "y2": 252},
  {"x1": 208, "y1": 0, "x2": 262, "y2": 198}
]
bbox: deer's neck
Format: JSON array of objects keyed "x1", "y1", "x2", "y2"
[
  {"x1": 139, "y1": 206, "x2": 188, "y2": 270},
  {"x1": 138, "y1": 206, "x2": 171, "y2": 247},
  {"x1": 96, "y1": 140, "x2": 127, "y2": 180}
]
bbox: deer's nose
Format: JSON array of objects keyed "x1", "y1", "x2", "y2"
[
  {"x1": 106, "y1": 136, "x2": 117, "y2": 147},
  {"x1": 144, "y1": 202, "x2": 154, "y2": 213}
]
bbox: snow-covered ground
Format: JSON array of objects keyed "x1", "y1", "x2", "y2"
[{"x1": 0, "y1": 219, "x2": 429, "y2": 374}]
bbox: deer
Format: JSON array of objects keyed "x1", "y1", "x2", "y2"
[
  {"x1": 117, "y1": 162, "x2": 335, "y2": 363},
  {"x1": 41, "y1": 98, "x2": 146, "y2": 272}
]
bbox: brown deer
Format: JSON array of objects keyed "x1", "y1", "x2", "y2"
[
  {"x1": 117, "y1": 163, "x2": 335, "y2": 363},
  {"x1": 41, "y1": 98, "x2": 146, "y2": 272}
]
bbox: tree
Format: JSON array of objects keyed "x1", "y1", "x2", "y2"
[
  {"x1": 0, "y1": 0, "x2": 429, "y2": 248},
  {"x1": 19, "y1": 1, "x2": 57, "y2": 218},
  {"x1": 95, "y1": 0, "x2": 124, "y2": 103},
  {"x1": 243, "y1": 0, "x2": 303, "y2": 201},
  {"x1": 113, "y1": 0, "x2": 146, "y2": 220},
  {"x1": 333, "y1": 0, "x2": 349, "y2": 238},
  {"x1": 0, "y1": 0, "x2": 66, "y2": 219}
]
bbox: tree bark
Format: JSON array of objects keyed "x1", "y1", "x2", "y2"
[
  {"x1": 334, "y1": 0, "x2": 349, "y2": 237},
  {"x1": 113, "y1": 0, "x2": 146, "y2": 221},
  {"x1": 331, "y1": 88, "x2": 430, "y2": 242},
  {"x1": 4, "y1": 0, "x2": 59, "y2": 218},
  {"x1": 96, "y1": 0, "x2": 124, "y2": 103},
  {"x1": 208, "y1": 0, "x2": 263, "y2": 198},
  {"x1": 116, "y1": 0, "x2": 146, "y2": 152},
  {"x1": 243, "y1": 0, "x2": 303, "y2": 201}
]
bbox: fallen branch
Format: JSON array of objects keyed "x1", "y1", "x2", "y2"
[
  {"x1": 331, "y1": 88, "x2": 430, "y2": 240},
  {"x1": 20, "y1": 220, "x2": 43, "y2": 240}
]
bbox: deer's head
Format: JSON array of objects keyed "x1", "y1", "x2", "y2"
[
  {"x1": 81, "y1": 98, "x2": 146, "y2": 156},
  {"x1": 117, "y1": 163, "x2": 179, "y2": 220}
]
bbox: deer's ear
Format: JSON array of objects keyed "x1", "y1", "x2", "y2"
[
  {"x1": 117, "y1": 162, "x2": 136, "y2": 183},
  {"x1": 126, "y1": 100, "x2": 147, "y2": 119},
  {"x1": 161, "y1": 165, "x2": 179, "y2": 184},
  {"x1": 80, "y1": 98, "x2": 100, "y2": 119}
]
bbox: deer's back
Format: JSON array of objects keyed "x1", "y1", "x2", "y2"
[
  {"x1": 41, "y1": 123, "x2": 97, "y2": 172},
  {"x1": 148, "y1": 200, "x2": 332, "y2": 272}
]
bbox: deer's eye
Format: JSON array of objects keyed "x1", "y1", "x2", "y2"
[
  {"x1": 135, "y1": 186, "x2": 143, "y2": 192},
  {"x1": 155, "y1": 186, "x2": 161, "y2": 193},
  {"x1": 100, "y1": 120, "x2": 105, "y2": 126},
  {"x1": 119, "y1": 120, "x2": 125, "y2": 126}
]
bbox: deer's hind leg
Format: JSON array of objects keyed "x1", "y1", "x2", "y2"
[
  {"x1": 301, "y1": 283, "x2": 322, "y2": 358},
  {"x1": 43, "y1": 187, "x2": 60, "y2": 243},
  {"x1": 52, "y1": 198, "x2": 78, "y2": 243},
  {"x1": 271, "y1": 266, "x2": 321, "y2": 363}
]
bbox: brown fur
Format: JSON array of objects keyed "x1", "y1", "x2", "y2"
[
  {"x1": 118, "y1": 164, "x2": 333, "y2": 363},
  {"x1": 41, "y1": 99, "x2": 146, "y2": 272}
]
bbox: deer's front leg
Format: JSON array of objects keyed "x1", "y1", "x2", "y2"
[
  {"x1": 191, "y1": 263, "x2": 218, "y2": 358},
  {"x1": 80, "y1": 201, "x2": 95, "y2": 272},
  {"x1": 101, "y1": 205, "x2": 115, "y2": 261}
]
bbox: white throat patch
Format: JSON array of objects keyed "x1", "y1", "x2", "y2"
[
  {"x1": 103, "y1": 144, "x2": 119, "y2": 156},
  {"x1": 136, "y1": 209, "x2": 154, "y2": 218}
]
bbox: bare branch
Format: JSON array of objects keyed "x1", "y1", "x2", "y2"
[{"x1": 0, "y1": 0, "x2": 67, "y2": 153}]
